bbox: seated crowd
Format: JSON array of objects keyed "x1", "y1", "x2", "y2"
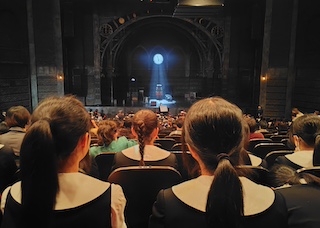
[{"x1": 1, "y1": 96, "x2": 320, "y2": 228}]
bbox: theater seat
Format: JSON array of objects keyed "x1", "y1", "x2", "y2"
[
  {"x1": 296, "y1": 166, "x2": 320, "y2": 178},
  {"x1": 252, "y1": 142, "x2": 289, "y2": 159},
  {"x1": 154, "y1": 138, "x2": 176, "y2": 150},
  {"x1": 264, "y1": 150, "x2": 294, "y2": 169},
  {"x1": 94, "y1": 152, "x2": 116, "y2": 181},
  {"x1": 108, "y1": 166, "x2": 182, "y2": 228},
  {"x1": 237, "y1": 165, "x2": 272, "y2": 187}
]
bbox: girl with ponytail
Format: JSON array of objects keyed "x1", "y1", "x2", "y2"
[
  {"x1": 274, "y1": 114, "x2": 320, "y2": 170},
  {"x1": 0, "y1": 96, "x2": 127, "y2": 228},
  {"x1": 111, "y1": 109, "x2": 177, "y2": 170},
  {"x1": 149, "y1": 97, "x2": 287, "y2": 228}
]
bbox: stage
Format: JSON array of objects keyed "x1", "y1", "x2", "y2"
[{"x1": 85, "y1": 97, "x2": 192, "y2": 117}]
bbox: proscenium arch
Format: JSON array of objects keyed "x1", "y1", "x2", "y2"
[{"x1": 100, "y1": 15, "x2": 224, "y2": 77}]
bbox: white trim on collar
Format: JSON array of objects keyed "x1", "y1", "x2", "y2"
[
  {"x1": 172, "y1": 175, "x2": 275, "y2": 216},
  {"x1": 121, "y1": 145, "x2": 170, "y2": 161},
  {"x1": 8, "y1": 173, "x2": 110, "y2": 210},
  {"x1": 284, "y1": 150, "x2": 313, "y2": 167}
]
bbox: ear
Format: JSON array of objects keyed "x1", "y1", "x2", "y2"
[
  {"x1": 151, "y1": 127, "x2": 159, "y2": 139},
  {"x1": 77, "y1": 132, "x2": 91, "y2": 159},
  {"x1": 293, "y1": 135, "x2": 300, "y2": 147},
  {"x1": 131, "y1": 127, "x2": 138, "y2": 138},
  {"x1": 187, "y1": 144, "x2": 200, "y2": 162}
]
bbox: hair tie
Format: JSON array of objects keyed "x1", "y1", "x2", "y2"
[{"x1": 216, "y1": 153, "x2": 230, "y2": 162}]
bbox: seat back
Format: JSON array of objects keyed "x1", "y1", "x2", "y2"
[
  {"x1": 270, "y1": 134, "x2": 289, "y2": 142},
  {"x1": 252, "y1": 142, "x2": 289, "y2": 159},
  {"x1": 108, "y1": 166, "x2": 182, "y2": 228},
  {"x1": 154, "y1": 138, "x2": 176, "y2": 150},
  {"x1": 247, "y1": 138, "x2": 272, "y2": 152},
  {"x1": 264, "y1": 150, "x2": 294, "y2": 169},
  {"x1": 94, "y1": 152, "x2": 116, "y2": 181},
  {"x1": 296, "y1": 166, "x2": 320, "y2": 178},
  {"x1": 165, "y1": 135, "x2": 182, "y2": 142},
  {"x1": 170, "y1": 142, "x2": 187, "y2": 151},
  {"x1": 172, "y1": 151, "x2": 198, "y2": 181},
  {"x1": 238, "y1": 165, "x2": 271, "y2": 186}
]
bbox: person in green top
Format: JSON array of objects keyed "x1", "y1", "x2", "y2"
[{"x1": 89, "y1": 119, "x2": 137, "y2": 157}]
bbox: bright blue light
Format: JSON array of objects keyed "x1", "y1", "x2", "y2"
[{"x1": 153, "y1": 54, "x2": 163, "y2": 65}]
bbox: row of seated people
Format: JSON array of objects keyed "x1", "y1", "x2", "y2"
[
  {"x1": 89, "y1": 99, "x2": 320, "y2": 227},
  {"x1": 2, "y1": 96, "x2": 320, "y2": 228}
]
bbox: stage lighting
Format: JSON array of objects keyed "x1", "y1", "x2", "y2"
[{"x1": 153, "y1": 53, "x2": 163, "y2": 64}]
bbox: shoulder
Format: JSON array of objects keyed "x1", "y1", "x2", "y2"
[{"x1": 110, "y1": 183, "x2": 126, "y2": 205}]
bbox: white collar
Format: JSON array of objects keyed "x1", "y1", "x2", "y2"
[
  {"x1": 172, "y1": 175, "x2": 275, "y2": 216},
  {"x1": 285, "y1": 150, "x2": 313, "y2": 167},
  {"x1": 121, "y1": 145, "x2": 170, "y2": 161},
  {"x1": 9, "y1": 173, "x2": 110, "y2": 210}
]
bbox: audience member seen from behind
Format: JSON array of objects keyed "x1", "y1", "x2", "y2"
[
  {"x1": 117, "y1": 117, "x2": 135, "y2": 140},
  {"x1": 0, "y1": 106, "x2": 30, "y2": 157},
  {"x1": 111, "y1": 109, "x2": 177, "y2": 171},
  {"x1": 0, "y1": 112, "x2": 9, "y2": 134},
  {"x1": 89, "y1": 119, "x2": 137, "y2": 157},
  {"x1": 272, "y1": 165, "x2": 320, "y2": 227},
  {"x1": 149, "y1": 97, "x2": 287, "y2": 228},
  {"x1": 274, "y1": 114, "x2": 320, "y2": 170},
  {"x1": 245, "y1": 116, "x2": 265, "y2": 140},
  {"x1": 0, "y1": 96, "x2": 126, "y2": 228},
  {"x1": 0, "y1": 144, "x2": 18, "y2": 195},
  {"x1": 291, "y1": 107, "x2": 303, "y2": 121},
  {"x1": 242, "y1": 120, "x2": 263, "y2": 166},
  {"x1": 168, "y1": 118, "x2": 184, "y2": 136}
]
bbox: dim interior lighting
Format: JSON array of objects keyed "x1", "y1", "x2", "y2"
[
  {"x1": 57, "y1": 74, "x2": 64, "y2": 80},
  {"x1": 118, "y1": 17, "x2": 125, "y2": 24},
  {"x1": 178, "y1": 0, "x2": 224, "y2": 6},
  {"x1": 131, "y1": 77, "x2": 136, "y2": 82},
  {"x1": 261, "y1": 76, "x2": 266, "y2": 81}
]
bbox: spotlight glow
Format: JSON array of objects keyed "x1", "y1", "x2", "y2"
[{"x1": 153, "y1": 54, "x2": 163, "y2": 65}]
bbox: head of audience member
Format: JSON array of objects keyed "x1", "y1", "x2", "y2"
[
  {"x1": 131, "y1": 109, "x2": 158, "y2": 166},
  {"x1": 242, "y1": 120, "x2": 251, "y2": 150},
  {"x1": 272, "y1": 165, "x2": 320, "y2": 188},
  {"x1": 313, "y1": 135, "x2": 320, "y2": 166},
  {"x1": 289, "y1": 114, "x2": 320, "y2": 151},
  {"x1": 0, "y1": 121, "x2": 9, "y2": 134},
  {"x1": 97, "y1": 120, "x2": 118, "y2": 146},
  {"x1": 5, "y1": 106, "x2": 31, "y2": 129},
  {"x1": 291, "y1": 107, "x2": 303, "y2": 121},
  {"x1": 182, "y1": 97, "x2": 245, "y2": 228},
  {"x1": 245, "y1": 117, "x2": 258, "y2": 133},
  {"x1": 258, "y1": 119, "x2": 268, "y2": 130},
  {"x1": 19, "y1": 95, "x2": 92, "y2": 227},
  {"x1": 0, "y1": 145, "x2": 18, "y2": 193},
  {"x1": 118, "y1": 117, "x2": 134, "y2": 139}
]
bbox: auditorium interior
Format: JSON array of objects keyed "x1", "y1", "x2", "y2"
[{"x1": 1, "y1": 0, "x2": 320, "y2": 120}]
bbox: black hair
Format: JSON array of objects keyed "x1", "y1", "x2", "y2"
[
  {"x1": 291, "y1": 114, "x2": 320, "y2": 146},
  {"x1": 183, "y1": 97, "x2": 244, "y2": 228},
  {"x1": 20, "y1": 95, "x2": 91, "y2": 227}
]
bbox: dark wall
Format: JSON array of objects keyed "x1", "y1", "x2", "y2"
[
  {"x1": 293, "y1": 0, "x2": 320, "y2": 113},
  {"x1": 62, "y1": 1, "x2": 93, "y2": 96},
  {"x1": 227, "y1": 0, "x2": 265, "y2": 109},
  {"x1": 0, "y1": 0, "x2": 30, "y2": 112}
]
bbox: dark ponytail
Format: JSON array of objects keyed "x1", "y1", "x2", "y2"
[
  {"x1": 206, "y1": 157, "x2": 243, "y2": 228},
  {"x1": 183, "y1": 97, "x2": 245, "y2": 228},
  {"x1": 19, "y1": 95, "x2": 91, "y2": 228},
  {"x1": 313, "y1": 135, "x2": 320, "y2": 166},
  {"x1": 20, "y1": 120, "x2": 58, "y2": 227}
]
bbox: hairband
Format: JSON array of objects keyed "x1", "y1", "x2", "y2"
[{"x1": 216, "y1": 153, "x2": 230, "y2": 162}]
